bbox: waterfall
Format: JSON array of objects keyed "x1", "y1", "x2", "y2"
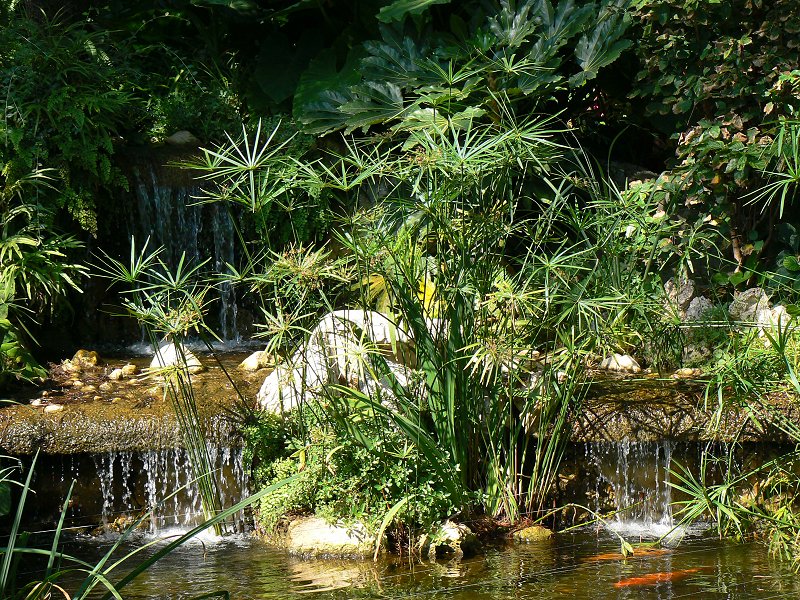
[
  {"x1": 585, "y1": 440, "x2": 675, "y2": 537},
  {"x1": 130, "y1": 163, "x2": 239, "y2": 342},
  {"x1": 88, "y1": 447, "x2": 249, "y2": 533}
]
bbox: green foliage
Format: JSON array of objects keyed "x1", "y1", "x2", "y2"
[
  {"x1": 293, "y1": 0, "x2": 633, "y2": 137},
  {"x1": 0, "y1": 10, "x2": 133, "y2": 233},
  {"x1": 629, "y1": 0, "x2": 800, "y2": 277},
  {"x1": 0, "y1": 168, "x2": 85, "y2": 388},
  {"x1": 245, "y1": 409, "x2": 460, "y2": 534}
]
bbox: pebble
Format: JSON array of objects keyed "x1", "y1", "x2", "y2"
[
  {"x1": 71, "y1": 380, "x2": 84, "y2": 388},
  {"x1": 121, "y1": 363, "x2": 139, "y2": 377},
  {"x1": 83, "y1": 384, "x2": 97, "y2": 393},
  {"x1": 30, "y1": 398, "x2": 47, "y2": 407},
  {"x1": 99, "y1": 382, "x2": 113, "y2": 392},
  {"x1": 109, "y1": 369, "x2": 124, "y2": 381},
  {"x1": 93, "y1": 395, "x2": 103, "y2": 402},
  {"x1": 44, "y1": 404, "x2": 64, "y2": 413}
]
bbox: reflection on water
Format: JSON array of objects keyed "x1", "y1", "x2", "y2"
[{"x1": 49, "y1": 531, "x2": 800, "y2": 599}]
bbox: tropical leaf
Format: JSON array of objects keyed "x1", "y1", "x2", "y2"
[
  {"x1": 293, "y1": 52, "x2": 362, "y2": 134},
  {"x1": 570, "y1": 1, "x2": 632, "y2": 86},
  {"x1": 340, "y1": 81, "x2": 406, "y2": 133},
  {"x1": 377, "y1": 0, "x2": 452, "y2": 23}
]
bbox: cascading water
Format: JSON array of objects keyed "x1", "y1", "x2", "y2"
[
  {"x1": 130, "y1": 163, "x2": 240, "y2": 342},
  {"x1": 586, "y1": 439, "x2": 675, "y2": 537},
  {"x1": 87, "y1": 447, "x2": 250, "y2": 533}
]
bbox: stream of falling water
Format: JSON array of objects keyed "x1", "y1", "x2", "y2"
[
  {"x1": 91, "y1": 447, "x2": 249, "y2": 533},
  {"x1": 131, "y1": 163, "x2": 239, "y2": 341},
  {"x1": 585, "y1": 440, "x2": 678, "y2": 538}
]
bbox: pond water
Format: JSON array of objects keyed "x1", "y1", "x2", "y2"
[{"x1": 41, "y1": 529, "x2": 800, "y2": 599}]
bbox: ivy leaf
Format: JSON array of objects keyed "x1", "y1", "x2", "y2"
[{"x1": 377, "y1": 0, "x2": 452, "y2": 23}]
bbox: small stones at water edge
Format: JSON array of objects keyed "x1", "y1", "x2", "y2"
[
  {"x1": 599, "y1": 353, "x2": 641, "y2": 373},
  {"x1": 673, "y1": 367, "x2": 702, "y2": 379},
  {"x1": 44, "y1": 403, "x2": 64, "y2": 413}
]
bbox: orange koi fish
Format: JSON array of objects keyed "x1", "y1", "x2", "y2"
[
  {"x1": 584, "y1": 548, "x2": 672, "y2": 562},
  {"x1": 614, "y1": 568, "x2": 700, "y2": 588}
]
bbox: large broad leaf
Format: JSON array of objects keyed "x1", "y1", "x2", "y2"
[
  {"x1": 570, "y1": 1, "x2": 632, "y2": 87},
  {"x1": 377, "y1": 0, "x2": 452, "y2": 23},
  {"x1": 340, "y1": 81, "x2": 406, "y2": 133},
  {"x1": 488, "y1": 0, "x2": 541, "y2": 49},
  {"x1": 293, "y1": 51, "x2": 362, "y2": 134},
  {"x1": 361, "y1": 29, "x2": 431, "y2": 87}
]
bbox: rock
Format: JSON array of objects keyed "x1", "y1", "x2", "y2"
[
  {"x1": 257, "y1": 310, "x2": 416, "y2": 412},
  {"x1": 599, "y1": 353, "x2": 641, "y2": 373},
  {"x1": 285, "y1": 517, "x2": 374, "y2": 557},
  {"x1": 685, "y1": 296, "x2": 713, "y2": 321},
  {"x1": 82, "y1": 385, "x2": 97, "y2": 393},
  {"x1": 149, "y1": 343, "x2": 206, "y2": 374},
  {"x1": 121, "y1": 364, "x2": 139, "y2": 378},
  {"x1": 238, "y1": 351, "x2": 274, "y2": 372},
  {"x1": 93, "y1": 395, "x2": 103, "y2": 402},
  {"x1": 729, "y1": 287, "x2": 770, "y2": 323},
  {"x1": 72, "y1": 380, "x2": 84, "y2": 388},
  {"x1": 673, "y1": 367, "x2": 702, "y2": 378},
  {"x1": 164, "y1": 130, "x2": 200, "y2": 146},
  {"x1": 30, "y1": 398, "x2": 46, "y2": 407},
  {"x1": 424, "y1": 520, "x2": 480, "y2": 559},
  {"x1": 44, "y1": 404, "x2": 64, "y2": 413},
  {"x1": 99, "y1": 382, "x2": 113, "y2": 392},
  {"x1": 664, "y1": 277, "x2": 695, "y2": 317},
  {"x1": 513, "y1": 525, "x2": 553, "y2": 543},
  {"x1": 71, "y1": 349, "x2": 100, "y2": 370},
  {"x1": 109, "y1": 368, "x2": 125, "y2": 381}
]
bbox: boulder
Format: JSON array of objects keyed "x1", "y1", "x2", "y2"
[
  {"x1": 257, "y1": 311, "x2": 417, "y2": 412},
  {"x1": 238, "y1": 350, "x2": 274, "y2": 372},
  {"x1": 684, "y1": 296, "x2": 713, "y2": 322},
  {"x1": 285, "y1": 516, "x2": 373, "y2": 557},
  {"x1": 513, "y1": 525, "x2": 553, "y2": 543},
  {"x1": 599, "y1": 353, "x2": 641, "y2": 373},
  {"x1": 164, "y1": 130, "x2": 200, "y2": 146},
  {"x1": 729, "y1": 287, "x2": 770, "y2": 323},
  {"x1": 664, "y1": 277, "x2": 695, "y2": 317},
  {"x1": 423, "y1": 520, "x2": 480, "y2": 559},
  {"x1": 149, "y1": 343, "x2": 206, "y2": 374}
]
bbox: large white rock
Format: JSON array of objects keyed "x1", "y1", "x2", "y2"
[
  {"x1": 685, "y1": 296, "x2": 713, "y2": 321},
  {"x1": 149, "y1": 343, "x2": 206, "y2": 374},
  {"x1": 257, "y1": 311, "x2": 417, "y2": 412},
  {"x1": 286, "y1": 516, "x2": 374, "y2": 557}
]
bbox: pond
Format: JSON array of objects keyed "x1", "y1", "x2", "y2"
[{"x1": 42, "y1": 529, "x2": 800, "y2": 599}]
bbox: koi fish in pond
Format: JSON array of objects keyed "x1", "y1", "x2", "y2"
[
  {"x1": 583, "y1": 548, "x2": 672, "y2": 562},
  {"x1": 614, "y1": 568, "x2": 700, "y2": 588}
]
